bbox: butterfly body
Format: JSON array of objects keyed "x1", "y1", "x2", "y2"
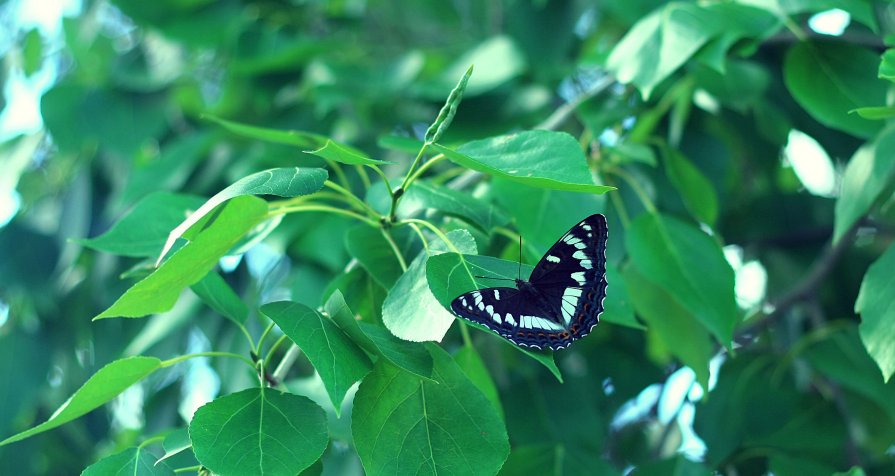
[{"x1": 450, "y1": 214, "x2": 608, "y2": 351}]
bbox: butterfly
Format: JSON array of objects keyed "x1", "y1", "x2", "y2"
[{"x1": 450, "y1": 214, "x2": 608, "y2": 351}]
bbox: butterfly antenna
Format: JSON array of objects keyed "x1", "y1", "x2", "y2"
[{"x1": 517, "y1": 234, "x2": 523, "y2": 280}]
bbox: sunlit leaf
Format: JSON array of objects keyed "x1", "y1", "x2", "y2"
[
  {"x1": 834, "y1": 125, "x2": 895, "y2": 243},
  {"x1": 82, "y1": 447, "x2": 174, "y2": 476},
  {"x1": 856, "y1": 243, "x2": 895, "y2": 382}
]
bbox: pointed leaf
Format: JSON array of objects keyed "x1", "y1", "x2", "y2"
[
  {"x1": 82, "y1": 447, "x2": 174, "y2": 476},
  {"x1": 404, "y1": 181, "x2": 509, "y2": 232},
  {"x1": 856, "y1": 242, "x2": 895, "y2": 382},
  {"x1": 626, "y1": 212, "x2": 738, "y2": 345},
  {"x1": 191, "y1": 271, "x2": 248, "y2": 325},
  {"x1": 261, "y1": 301, "x2": 372, "y2": 412},
  {"x1": 432, "y1": 131, "x2": 614, "y2": 194},
  {"x1": 834, "y1": 125, "x2": 895, "y2": 243},
  {"x1": 157, "y1": 167, "x2": 328, "y2": 264},
  {"x1": 623, "y1": 265, "x2": 712, "y2": 389},
  {"x1": 305, "y1": 139, "x2": 393, "y2": 166},
  {"x1": 204, "y1": 114, "x2": 328, "y2": 148},
  {"x1": 156, "y1": 428, "x2": 191, "y2": 464},
  {"x1": 78, "y1": 192, "x2": 205, "y2": 258},
  {"x1": 96, "y1": 196, "x2": 268, "y2": 319},
  {"x1": 0, "y1": 356, "x2": 161, "y2": 446},
  {"x1": 784, "y1": 41, "x2": 885, "y2": 139},
  {"x1": 663, "y1": 149, "x2": 718, "y2": 226},
  {"x1": 352, "y1": 345, "x2": 510, "y2": 476},
  {"x1": 190, "y1": 387, "x2": 328, "y2": 476}
]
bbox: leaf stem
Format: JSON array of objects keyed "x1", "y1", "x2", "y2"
[
  {"x1": 160, "y1": 352, "x2": 256, "y2": 370},
  {"x1": 355, "y1": 164, "x2": 372, "y2": 190},
  {"x1": 326, "y1": 159, "x2": 351, "y2": 189},
  {"x1": 137, "y1": 435, "x2": 165, "y2": 449},
  {"x1": 324, "y1": 180, "x2": 378, "y2": 216},
  {"x1": 381, "y1": 227, "x2": 408, "y2": 272},
  {"x1": 605, "y1": 166, "x2": 657, "y2": 214},
  {"x1": 268, "y1": 204, "x2": 380, "y2": 227},
  {"x1": 263, "y1": 334, "x2": 290, "y2": 369},
  {"x1": 406, "y1": 222, "x2": 430, "y2": 254},
  {"x1": 272, "y1": 343, "x2": 303, "y2": 384},
  {"x1": 174, "y1": 466, "x2": 202, "y2": 473},
  {"x1": 256, "y1": 321, "x2": 276, "y2": 354},
  {"x1": 391, "y1": 145, "x2": 429, "y2": 221},
  {"x1": 405, "y1": 154, "x2": 446, "y2": 188}
]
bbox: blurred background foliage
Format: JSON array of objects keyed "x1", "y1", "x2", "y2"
[{"x1": 1, "y1": 0, "x2": 895, "y2": 474}]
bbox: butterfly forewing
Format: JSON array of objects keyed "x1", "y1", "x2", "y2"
[{"x1": 450, "y1": 214, "x2": 608, "y2": 350}]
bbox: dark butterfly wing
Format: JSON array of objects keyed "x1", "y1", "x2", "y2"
[
  {"x1": 449, "y1": 214, "x2": 608, "y2": 351},
  {"x1": 451, "y1": 287, "x2": 576, "y2": 350}
]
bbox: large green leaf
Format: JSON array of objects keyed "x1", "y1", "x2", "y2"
[
  {"x1": 190, "y1": 387, "x2": 329, "y2": 476},
  {"x1": 606, "y1": 3, "x2": 779, "y2": 98},
  {"x1": 432, "y1": 131, "x2": 613, "y2": 194},
  {"x1": 382, "y1": 229, "x2": 477, "y2": 342},
  {"x1": 189, "y1": 387, "x2": 328, "y2": 476},
  {"x1": 856, "y1": 243, "x2": 895, "y2": 382},
  {"x1": 190, "y1": 271, "x2": 248, "y2": 326},
  {"x1": 622, "y1": 265, "x2": 712, "y2": 389},
  {"x1": 261, "y1": 301, "x2": 373, "y2": 413},
  {"x1": 78, "y1": 192, "x2": 205, "y2": 258},
  {"x1": 305, "y1": 139, "x2": 393, "y2": 166},
  {"x1": 0, "y1": 356, "x2": 161, "y2": 446},
  {"x1": 204, "y1": 114, "x2": 327, "y2": 148},
  {"x1": 453, "y1": 346, "x2": 503, "y2": 418},
  {"x1": 663, "y1": 149, "x2": 718, "y2": 226},
  {"x1": 424, "y1": 253, "x2": 562, "y2": 381},
  {"x1": 404, "y1": 181, "x2": 509, "y2": 233},
  {"x1": 95, "y1": 196, "x2": 268, "y2": 319},
  {"x1": 82, "y1": 447, "x2": 174, "y2": 476},
  {"x1": 626, "y1": 212, "x2": 738, "y2": 344},
  {"x1": 156, "y1": 167, "x2": 328, "y2": 264},
  {"x1": 784, "y1": 41, "x2": 886, "y2": 139},
  {"x1": 834, "y1": 126, "x2": 895, "y2": 243},
  {"x1": 352, "y1": 345, "x2": 510, "y2": 476},
  {"x1": 323, "y1": 291, "x2": 432, "y2": 377}
]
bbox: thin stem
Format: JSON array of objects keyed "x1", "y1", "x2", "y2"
[
  {"x1": 264, "y1": 334, "x2": 290, "y2": 369},
  {"x1": 355, "y1": 164, "x2": 372, "y2": 190},
  {"x1": 272, "y1": 343, "x2": 303, "y2": 384},
  {"x1": 391, "y1": 145, "x2": 430, "y2": 220},
  {"x1": 370, "y1": 165, "x2": 393, "y2": 195},
  {"x1": 459, "y1": 321, "x2": 473, "y2": 347},
  {"x1": 407, "y1": 222, "x2": 430, "y2": 254},
  {"x1": 381, "y1": 227, "x2": 408, "y2": 272},
  {"x1": 160, "y1": 352, "x2": 256, "y2": 370},
  {"x1": 137, "y1": 435, "x2": 165, "y2": 449},
  {"x1": 398, "y1": 218, "x2": 476, "y2": 287},
  {"x1": 605, "y1": 166, "x2": 657, "y2": 214},
  {"x1": 535, "y1": 75, "x2": 615, "y2": 131},
  {"x1": 603, "y1": 175, "x2": 631, "y2": 228},
  {"x1": 405, "y1": 154, "x2": 446, "y2": 188},
  {"x1": 324, "y1": 180, "x2": 378, "y2": 216},
  {"x1": 269, "y1": 204, "x2": 380, "y2": 227},
  {"x1": 174, "y1": 466, "x2": 202, "y2": 474},
  {"x1": 256, "y1": 321, "x2": 276, "y2": 354},
  {"x1": 327, "y1": 159, "x2": 351, "y2": 189}
]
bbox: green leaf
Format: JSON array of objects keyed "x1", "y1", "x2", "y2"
[
  {"x1": 622, "y1": 265, "x2": 712, "y2": 389},
  {"x1": 880, "y1": 49, "x2": 895, "y2": 82},
  {"x1": 626, "y1": 212, "x2": 739, "y2": 345},
  {"x1": 382, "y1": 229, "x2": 477, "y2": 342},
  {"x1": 750, "y1": 0, "x2": 878, "y2": 32},
  {"x1": 856, "y1": 243, "x2": 895, "y2": 382},
  {"x1": 603, "y1": 264, "x2": 644, "y2": 330},
  {"x1": 96, "y1": 196, "x2": 268, "y2": 319},
  {"x1": 833, "y1": 467, "x2": 868, "y2": 476},
  {"x1": 784, "y1": 42, "x2": 886, "y2": 139},
  {"x1": 190, "y1": 271, "x2": 248, "y2": 325},
  {"x1": 632, "y1": 455, "x2": 713, "y2": 476},
  {"x1": 453, "y1": 346, "x2": 503, "y2": 419},
  {"x1": 190, "y1": 387, "x2": 328, "y2": 476},
  {"x1": 344, "y1": 225, "x2": 408, "y2": 289},
  {"x1": 606, "y1": 3, "x2": 779, "y2": 98},
  {"x1": 78, "y1": 192, "x2": 206, "y2": 258},
  {"x1": 663, "y1": 149, "x2": 718, "y2": 225},
  {"x1": 305, "y1": 139, "x2": 393, "y2": 166},
  {"x1": 352, "y1": 345, "x2": 510, "y2": 476},
  {"x1": 0, "y1": 356, "x2": 161, "y2": 446},
  {"x1": 425, "y1": 253, "x2": 562, "y2": 381},
  {"x1": 204, "y1": 114, "x2": 328, "y2": 148},
  {"x1": 404, "y1": 181, "x2": 509, "y2": 233},
  {"x1": 803, "y1": 326, "x2": 895, "y2": 418},
  {"x1": 432, "y1": 131, "x2": 614, "y2": 194},
  {"x1": 834, "y1": 126, "x2": 895, "y2": 243},
  {"x1": 850, "y1": 106, "x2": 895, "y2": 120},
  {"x1": 261, "y1": 301, "x2": 373, "y2": 412},
  {"x1": 156, "y1": 428, "x2": 191, "y2": 464},
  {"x1": 81, "y1": 447, "x2": 174, "y2": 476},
  {"x1": 157, "y1": 167, "x2": 327, "y2": 264},
  {"x1": 499, "y1": 444, "x2": 620, "y2": 476}
]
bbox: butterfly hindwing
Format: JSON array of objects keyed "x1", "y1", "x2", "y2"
[{"x1": 449, "y1": 214, "x2": 609, "y2": 351}]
